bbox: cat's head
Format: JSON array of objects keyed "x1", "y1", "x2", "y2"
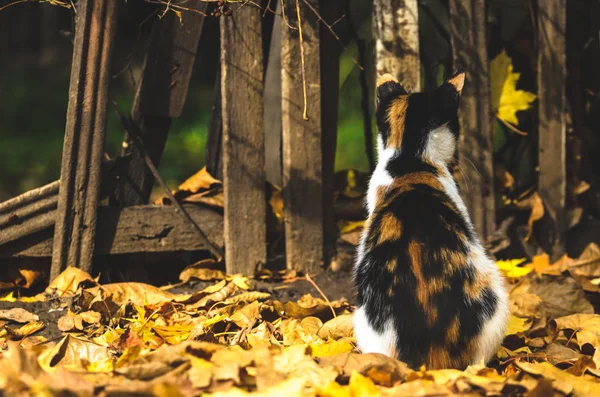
[{"x1": 375, "y1": 73, "x2": 464, "y2": 168}]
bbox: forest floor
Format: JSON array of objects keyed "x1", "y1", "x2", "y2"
[{"x1": 2, "y1": 243, "x2": 600, "y2": 396}]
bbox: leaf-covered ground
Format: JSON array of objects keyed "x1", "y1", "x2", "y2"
[{"x1": 1, "y1": 244, "x2": 600, "y2": 396}]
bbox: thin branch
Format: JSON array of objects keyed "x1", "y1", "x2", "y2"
[
  {"x1": 301, "y1": 0, "x2": 361, "y2": 70},
  {"x1": 305, "y1": 274, "x2": 336, "y2": 318},
  {"x1": 295, "y1": 0, "x2": 309, "y2": 121},
  {"x1": 110, "y1": 97, "x2": 224, "y2": 260},
  {"x1": 498, "y1": 116, "x2": 528, "y2": 136}
]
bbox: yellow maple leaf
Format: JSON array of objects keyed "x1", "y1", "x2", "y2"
[
  {"x1": 489, "y1": 50, "x2": 537, "y2": 125},
  {"x1": 496, "y1": 258, "x2": 530, "y2": 278}
]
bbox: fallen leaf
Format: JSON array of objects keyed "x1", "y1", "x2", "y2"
[
  {"x1": 309, "y1": 340, "x2": 353, "y2": 358},
  {"x1": 506, "y1": 315, "x2": 532, "y2": 336},
  {"x1": 516, "y1": 361, "x2": 600, "y2": 396},
  {"x1": 496, "y1": 258, "x2": 530, "y2": 278},
  {"x1": 0, "y1": 308, "x2": 39, "y2": 323},
  {"x1": 489, "y1": 50, "x2": 537, "y2": 125},
  {"x1": 318, "y1": 314, "x2": 354, "y2": 340},
  {"x1": 348, "y1": 371, "x2": 381, "y2": 397},
  {"x1": 511, "y1": 275, "x2": 593, "y2": 319},
  {"x1": 551, "y1": 314, "x2": 600, "y2": 350},
  {"x1": 45, "y1": 266, "x2": 96, "y2": 297},
  {"x1": 176, "y1": 166, "x2": 221, "y2": 195}
]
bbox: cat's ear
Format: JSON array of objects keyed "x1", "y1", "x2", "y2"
[
  {"x1": 446, "y1": 71, "x2": 465, "y2": 95},
  {"x1": 376, "y1": 74, "x2": 407, "y2": 105}
]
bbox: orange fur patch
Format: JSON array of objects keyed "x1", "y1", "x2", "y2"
[
  {"x1": 464, "y1": 270, "x2": 492, "y2": 300},
  {"x1": 426, "y1": 345, "x2": 454, "y2": 369},
  {"x1": 386, "y1": 257, "x2": 398, "y2": 273},
  {"x1": 434, "y1": 248, "x2": 468, "y2": 276},
  {"x1": 378, "y1": 213, "x2": 403, "y2": 244},
  {"x1": 386, "y1": 96, "x2": 409, "y2": 149},
  {"x1": 408, "y1": 240, "x2": 445, "y2": 326},
  {"x1": 446, "y1": 317, "x2": 460, "y2": 344}
]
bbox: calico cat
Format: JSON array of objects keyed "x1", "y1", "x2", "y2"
[{"x1": 353, "y1": 73, "x2": 509, "y2": 370}]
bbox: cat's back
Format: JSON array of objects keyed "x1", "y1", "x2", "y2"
[{"x1": 355, "y1": 170, "x2": 509, "y2": 369}]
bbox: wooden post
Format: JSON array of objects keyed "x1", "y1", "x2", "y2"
[
  {"x1": 264, "y1": 1, "x2": 283, "y2": 188},
  {"x1": 115, "y1": 2, "x2": 207, "y2": 206},
  {"x1": 281, "y1": 0, "x2": 324, "y2": 272},
  {"x1": 449, "y1": 0, "x2": 496, "y2": 241},
  {"x1": 537, "y1": 0, "x2": 566, "y2": 260},
  {"x1": 373, "y1": 0, "x2": 421, "y2": 91},
  {"x1": 221, "y1": 6, "x2": 267, "y2": 274},
  {"x1": 51, "y1": 0, "x2": 118, "y2": 280}
]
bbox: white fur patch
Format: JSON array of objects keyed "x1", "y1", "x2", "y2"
[
  {"x1": 468, "y1": 248, "x2": 511, "y2": 364},
  {"x1": 366, "y1": 136, "x2": 395, "y2": 216},
  {"x1": 423, "y1": 125, "x2": 456, "y2": 166},
  {"x1": 353, "y1": 306, "x2": 398, "y2": 357},
  {"x1": 436, "y1": 169, "x2": 470, "y2": 222}
]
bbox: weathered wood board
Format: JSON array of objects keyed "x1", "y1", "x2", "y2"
[
  {"x1": 0, "y1": 205, "x2": 223, "y2": 258},
  {"x1": 449, "y1": 0, "x2": 496, "y2": 241},
  {"x1": 0, "y1": 181, "x2": 59, "y2": 246},
  {"x1": 281, "y1": 0, "x2": 323, "y2": 272},
  {"x1": 115, "y1": 1, "x2": 208, "y2": 206},
  {"x1": 538, "y1": 0, "x2": 567, "y2": 260},
  {"x1": 51, "y1": 0, "x2": 119, "y2": 280},
  {"x1": 220, "y1": 5, "x2": 267, "y2": 274}
]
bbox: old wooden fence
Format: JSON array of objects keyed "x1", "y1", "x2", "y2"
[{"x1": 0, "y1": 0, "x2": 568, "y2": 278}]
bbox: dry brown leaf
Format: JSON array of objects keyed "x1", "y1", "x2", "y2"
[
  {"x1": 180, "y1": 267, "x2": 225, "y2": 283},
  {"x1": 511, "y1": 275, "x2": 593, "y2": 319},
  {"x1": 516, "y1": 361, "x2": 600, "y2": 396},
  {"x1": 5, "y1": 320, "x2": 45, "y2": 339},
  {"x1": 176, "y1": 166, "x2": 221, "y2": 195},
  {"x1": 509, "y1": 292, "x2": 542, "y2": 318},
  {"x1": 318, "y1": 314, "x2": 354, "y2": 340},
  {"x1": 319, "y1": 352, "x2": 410, "y2": 385},
  {"x1": 570, "y1": 243, "x2": 600, "y2": 278},
  {"x1": 551, "y1": 314, "x2": 600, "y2": 350},
  {"x1": 45, "y1": 266, "x2": 96, "y2": 297},
  {"x1": 0, "y1": 307, "x2": 39, "y2": 323},
  {"x1": 545, "y1": 343, "x2": 581, "y2": 365},
  {"x1": 37, "y1": 335, "x2": 111, "y2": 371},
  {"x1": 88, "y1": 282, "x2": 182, "y2": 306},
  {"x1": 229, "y1": 301, "x2": 261, "y2": 328},
  {"x1": 184, "y1": 191, "x2": 224, "y2": 208}
]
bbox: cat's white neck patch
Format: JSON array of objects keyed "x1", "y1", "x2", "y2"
[
  {"x1": 366, "y1": 135, "x2": 395, "y2": 215},
  {"x1": 422, "y1": 125, "x2": 456, "y2": 166}
]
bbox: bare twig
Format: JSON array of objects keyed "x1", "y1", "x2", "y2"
[
  {"x1": 498, "y1": 117, "x2": 528, "y2": 136},
  {"x1": 110, "y1": 98, "x2": 224, "y2": 260},
  {"x1": 301, "y1": 0, "x2": 361, "y2": 70},
  {"x1": 295, "y1": 0, "x2": 309, "y2": 120},
  {"x1": 305, "y1": 274, "x2": 336, "y2": 318}
]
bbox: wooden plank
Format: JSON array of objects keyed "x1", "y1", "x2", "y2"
[
  {"x1": 449, "y1": 0, "x2": 496, "y2": 241},
  {"x1": 115, "y1": 2, "x2": 208, "y2": 206},
  {"x1": 0, "y1": 205, "x2": 223, "y2": 258},
  {"x1": 538, "y1": 0, "x2": 566, "y2": 260},
  {"x1": 281, "y1": 0, "x2": 323, "y2": 272},
  {"x1": 264, "y1": 1, "x2": 283, "y2": 188},
  {"x1": 320, "y1": 1, "x2": 344, "y2": 266},
  {"x1": 220, "y1": 5, "x2": 267, "y2": 274},
  {"x1": 51, "y1": 0, "x2": 119, "y2": 280},
  {"x1": 0, "y1": 181, "x2": 59, "y2": 246},
  {"x1": 205, "y1": 68, "x2": 223, "y2": 181},
  {"x1": 373, "y1": 0, "x2": 421, "y2": 91}
]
